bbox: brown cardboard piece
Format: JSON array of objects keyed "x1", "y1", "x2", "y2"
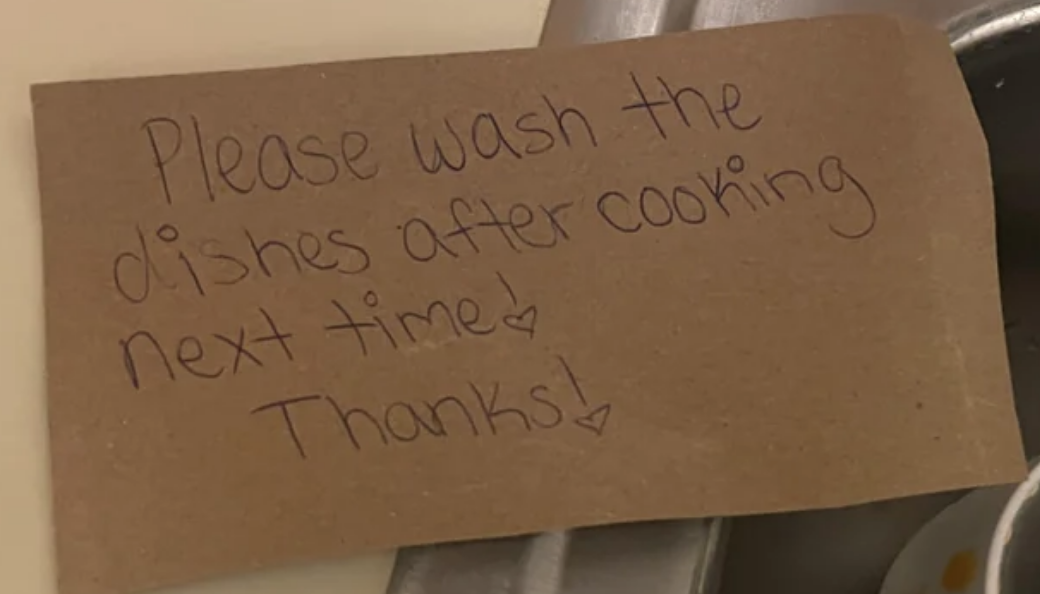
[{"x1": 31, "y1": 14, "x2": 1026, "y2": 594}]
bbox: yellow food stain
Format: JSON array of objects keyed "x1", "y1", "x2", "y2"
[{"x1": 941, "y1": 550, "x2": 977, "y2": 592}]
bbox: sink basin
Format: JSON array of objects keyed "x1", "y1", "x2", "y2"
[
  {"x1": 720, "y1": 5, "x2": 1040, "y2": 594},
  {"x1": 540, "y1": 2, "x2": 1040, "y2": 593},
  {"x1": 959, "y1": 5, "x2": 1040, "y2": 461}
]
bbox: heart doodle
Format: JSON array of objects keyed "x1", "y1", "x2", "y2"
[
  {"x1": 503, "y1": 306, "x2": 537, "y2": 338},
  {"x1": 574, "y1": 403, "x2": 611, "y2": 436}
]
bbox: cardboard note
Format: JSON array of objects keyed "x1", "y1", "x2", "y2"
[{"x1": 31, "y1": 14, "x2": 1025, "y2": 594}]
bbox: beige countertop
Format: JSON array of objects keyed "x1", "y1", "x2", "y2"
[{"x1": 0, "y1": 1, "x2": 549, "y2": 592}]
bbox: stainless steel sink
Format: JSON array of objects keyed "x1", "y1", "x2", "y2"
[{"x1": 541, "y1": 2, "x2": 1040, "y2": 593}]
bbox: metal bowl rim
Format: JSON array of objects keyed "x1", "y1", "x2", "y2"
[{"x1": 986, "y1": 461, "x2": 1040, "y2": 594}]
